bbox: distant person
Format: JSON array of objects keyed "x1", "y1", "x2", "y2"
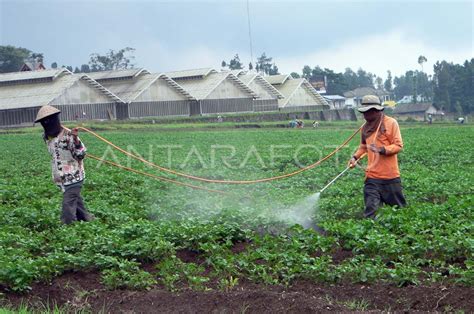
[
  {"x1": 348, "y1": 95, "x2": 406, "y2": 218},
  {"x1": 296, "y1": 119, "x2": 304, "y2": 128},
  {"x1": 289, "y1": 119, "x2": 297, "y2": 128},
  {"x1": 35, "y1": 105, "x2": 94, "y2": 224},
  {"x1": 458, "y1": 117, "x2": 465, "y2": 124},
  {"x1": 312, "y1": 120, "x2": 320, "y2": 128},
  {"x1": 428, "y1": 114, "x2": 433, "y2": 124}
]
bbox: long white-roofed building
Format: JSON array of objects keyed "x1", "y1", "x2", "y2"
[
  {"x1": 0, "y1": 68, "x2": 124, "y2": 127},
  {"x1": 231, "y1": 70, "x2": 283, "y2": 112},
  {"x1": 88, "y1": 68, "x2": 195, "y2": 118},
  {"x1": 166, "y1": 68, "x2": 257, "y2": 115},
  {"x1": 266, "y1": 74, "x2": 330, "y2": 111}
]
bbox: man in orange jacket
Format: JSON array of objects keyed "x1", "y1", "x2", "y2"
[{"x1": 349, "y1": 95, "x2": 406, "y2": 218}]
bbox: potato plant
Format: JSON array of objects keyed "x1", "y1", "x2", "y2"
[{"x1": 0, "y1": 124, "x2": 472, "y2": 291}]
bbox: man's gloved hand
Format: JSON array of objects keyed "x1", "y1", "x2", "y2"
[
  {"x1": 368, "y1": 144, "x2": 386, "y2": 154},
  {"x1": 348, "y1": 156, "x2": 357, "y2": 168}
]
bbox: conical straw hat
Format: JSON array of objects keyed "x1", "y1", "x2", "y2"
[{"x1": 34, "y1": 105, "x2": 61, "y2": 123}]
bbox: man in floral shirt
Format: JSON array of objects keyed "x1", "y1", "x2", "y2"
[{"x1": 35, "y1": 105, "x2": 94, "y2": 224}]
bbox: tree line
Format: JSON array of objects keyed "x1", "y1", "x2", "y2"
[
  {"x1": 0, "y1": 45, "x2": 135, "y2": 74},
  {"x1": 221, "y1": 53, "x2": 279, "y2": 75},
  {"x1": 0, "y1": 45, "x2": 471, "y2": 113}
]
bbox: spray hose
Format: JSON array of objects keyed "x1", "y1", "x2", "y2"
[
  {"x1": 87, "y1": 153, "x2": 229, "y2": 195},
  {"x1": 77, "y1": 125, "x2": 364, "y2": 185}
]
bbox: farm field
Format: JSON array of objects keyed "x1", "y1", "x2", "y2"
[{"x1": 0, "y1": 122, "x2": 473, "y2": 312}]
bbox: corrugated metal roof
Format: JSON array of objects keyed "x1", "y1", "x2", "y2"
[
  {"x1": 392, "y1": 103, "x2": 433, "y2": 114},
  {"x1": 230, "y1": 70, "x2": 246, "y2": 77},
  {"x1": 175, "y1": 72, "x2": 256, "y2": 100},
  {"x1": 0, "y1": 74, "x2": 80, "y2": 110},
  {"x1": 265, "y1": 74, "x2": 293, "y2": 85},
  {"x1": 343, "y1": 87, "x2": 389, "y2": 98},
  {"x1": 238, "y1": 73, "x2": 284, "y2": 99},
  {"x1": 87, "y1": 68, "x2": 150, "y2": 81},
  {"x1": 99, "y1": 73, "x2": 195, "y2": 102},
  {"x1": 0, "y1": 73, "x2": 123, "y2": 110},
  {"x1": 166, "y1": 68, "x2": 217, "y2": 80},
  {"x1": 235, "y1": 72, "x2": 254, "y2": 85},
  {"x1": 0, "y1": 68, "x2": 70, "y2": 84},
  {"x1": 274, "y1": 78, "x2": 329, "y2": 107},
  {"x1": 324, "y1": 95, "x2": 346, "y2": 100}
]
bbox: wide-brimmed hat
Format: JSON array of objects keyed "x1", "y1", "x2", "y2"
[
  {"x1": 34, "y1": 105, "x2": 61, "y2": 123},
  {"x1": 357, "y1": 95, "x2": 384, "y2": 112}
]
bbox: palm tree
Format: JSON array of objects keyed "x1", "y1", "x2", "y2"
[{"x1": 418, "y1": 55, "x2": 427, "y2": 72}]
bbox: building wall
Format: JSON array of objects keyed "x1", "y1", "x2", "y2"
[
  {"x1": 345, "y1": 98, "x2": 355, "y2": 107},
  {"x1": 55, "y1": 103, "x2": 117, "y2": 121},
  {"x1": 200, "y1": 98, "x2": 253, "y2": 114},
  {"x1": 51, "y1": 79, "x2": 112, "y2": 105},
  {"x1": 280, "y1": 105, "x2": 327, "y2": 112},
  {"x1": 0, "y1": 107, "x2": 39, "y2": 127},
  {"x1": 135, "y1": 78, "x2": 187, "y2": 102},
  {"x1": 282, "y1": 86, "x2": 317, "y2": 107},
  {"x1": 426, "y1": 106, "x2": 438, "y2": 115},
  {"x1": 253, "y1": 99, "x2": 279, "y2": 112},
  {"x1": 0, "y1": 102, "x2": 118, "y2": 127},
  {"x1": 206, "y1": 79, "x2": 249, "y2": 99},
  {"x1": 331, "y1": 100, "x2": 345, "y2": 109},
  {"x1": 129, "y1": 100, "x2": 190, "y2": 118},
  {"x1": 248, "y1": 80, "x2": 275, "y2": 100}
]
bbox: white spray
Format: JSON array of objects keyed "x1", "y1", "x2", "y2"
[{"x1": 274, "y1": 192, "x2": 321, "y2": 229}]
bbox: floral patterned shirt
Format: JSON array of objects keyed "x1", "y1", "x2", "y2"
[{"x1": 44, "y1": 128, "x2": 86, "y2": 191}]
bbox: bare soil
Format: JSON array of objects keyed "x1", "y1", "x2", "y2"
[{"x1": 2, "y1": 268, "x2": 473, "y2": 313}]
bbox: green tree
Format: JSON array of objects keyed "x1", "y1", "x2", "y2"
[
  {"x1": 394, "y1": 69, "x2": 433, "y2": 103},
  {"x1": 301, "y1": 65, "x2": 312, "y2": 79},
  {"x1": 418, "y1": 55, "x2": 427, "y2": 72},
  {"x1": 221, "y1": 60, "x2": 227, "y2": 68},
  {"x1": 256, "y1": 52, "x2": 273, "y2": 75},
  {"x1": 89, "y1": 47, "x2": 135, "y2": 72},
  {"x1": 384, "y1": 70, "x2": 392, "y2": 92},
  {"x1": 299, "y1": 66, "x2": 348, "y2": 95},
  {"x1": 51, "y1": 62, "x2": 58, "y2": 69},
  {"x1": 412, "y1": 75, "x2": 418, "y2": 104},
  {"x1": 0, "y1": 45, "x2": 32, "y2": 73},
  {"x1": 74, "y1": 67, "x2": 80, "y2": 73},
  {"x1": 433, "y1": 59, "x2": 474, "y2": 113},
  {"x1": 28, "y1": 53, "x2": 44, "y2": 64},
  {"x1": 269, "y1": 63, "x2": 279, "y2": 75},
  {"x1": 343, "y1": 68, "x2": 358, "y2": 90},
  {"x1": 355, "y1": 68, "x2": 374, "y2": 88},
  {"x1": 80, "y1": 64, "x2": 91, "y2": 73},
  {"x1": 228, "y1": 54, "x2": 243, "y2": 70},
  {"x1": 375, "y1": 76, "x2": 383, "y2": 90},
  {"x1": 394, "y1": 71, "x2": 415, "y2": 100},
  {"x1": 290, "y1": 72, "x2": 300, "y2": 78}
]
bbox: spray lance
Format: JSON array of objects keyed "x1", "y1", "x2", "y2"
[{"x1": 318, "y1": 153, "x2": 367, "y2": 194}]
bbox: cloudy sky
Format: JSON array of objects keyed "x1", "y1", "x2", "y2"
[{"x1": 0, "y1": 0, "x2": 472, "y2": 79}]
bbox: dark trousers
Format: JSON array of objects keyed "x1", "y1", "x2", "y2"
[
  {"x1": 61, "y1": 185, "x2": 93, "y2": 224},
  {"x1": 364, "y1": 178, "x2": 407, "y2": 218}
]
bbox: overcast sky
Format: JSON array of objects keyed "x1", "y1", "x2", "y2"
[{"x1": 0, "y1": 0, "x2": 472, "y2": 79}]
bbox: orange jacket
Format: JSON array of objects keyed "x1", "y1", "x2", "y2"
[{"x1": 354, "y1": 115, "x2": 403, "y2": 180}]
